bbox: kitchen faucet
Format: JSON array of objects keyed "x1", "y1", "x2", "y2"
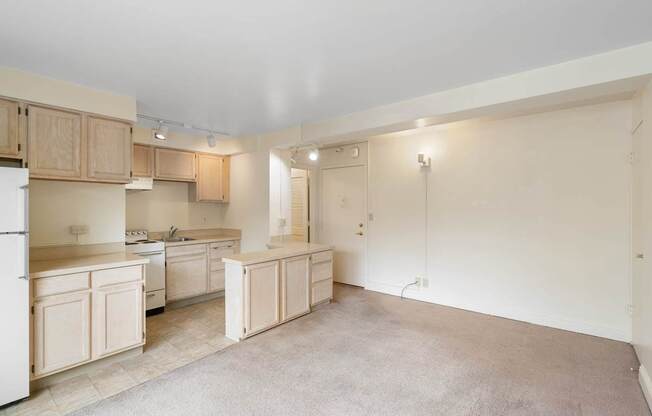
[{"x1": 168, "y1": 225, "x2": 178, "y2": 240}]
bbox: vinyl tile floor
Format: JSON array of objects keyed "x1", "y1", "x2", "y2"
[{"x1": 1, "y1": 297, "x2": 234, "y2": 416}]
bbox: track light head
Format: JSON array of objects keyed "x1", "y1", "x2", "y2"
[{"x1": 207, "y1": 133, "x2": 217, "y2": 147}]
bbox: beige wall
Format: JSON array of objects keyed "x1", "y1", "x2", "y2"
[
  {"x1": 366, "y1": 100, "x2": 633, "y2": 341},
  {"x1": 29, "y1": 180, "x2": 126, "y2": 246},
  {"x1": 125, "y1": 181, "x2": 225, "y2": 232},
  {"x1": 0, "y1": 66, "x2": 136, "y2": 121},
  {"x1": 632, "y1": 80, "x2": 652, "y2": 403}
]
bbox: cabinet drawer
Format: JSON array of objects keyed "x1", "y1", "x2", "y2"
[
  {"x1": 209, "y1": 242, "x2": 239, "y2": 260},
  {"x1": 311, "y1": 261, "x2": 332, "y2": 283},
  {"x1": 92, "y1": 265, "x2": 143, "y2": 288},
  {"x1": 311, "y1": 279, "x2": 333, "y2": 306},
  {"x1": 210, "y1": 259, "x2": 225, "y2": 272},
  {"x1": 209, "y1": 240, "x2": 239, "y2": 250},
  {"x1": 311, "y1": 250, "x2": 332, "y2": 264},
  {"x1": 34, "y1": 272, "x2": 90, "y2": 298},
  {"x1": 166, "y1": 244, "x2": 207, "y2": 258}
]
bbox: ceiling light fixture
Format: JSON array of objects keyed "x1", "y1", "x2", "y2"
[
  {"x1": 153, "y1": 122, "x2": 168, "y2": 141},
  {"x1": 308, "y1": 148, "x2": 319, "y2": 161},
  {"x1": 207, "y1": 133, "x2": 217, "y2": 147}
]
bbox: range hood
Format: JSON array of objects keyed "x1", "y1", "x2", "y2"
[{"x1": 125, "y1": 177, "x2": 153, "y2": 190}]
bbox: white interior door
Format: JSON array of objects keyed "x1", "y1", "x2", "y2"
[
  {"x1": 320, "y1": 165, "x2": 366, "y2": 286},
  {"x1": 291, "y1": 169, "x2": 309, "y2": 241}
]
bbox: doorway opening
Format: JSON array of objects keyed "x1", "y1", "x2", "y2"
[{"x1": 290, "y1": 168, "x2": 310, "y2": 242}]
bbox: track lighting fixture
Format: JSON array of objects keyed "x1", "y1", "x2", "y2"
[{"x1": 153, "y1": 122, "x2": 168, "y2": 141}]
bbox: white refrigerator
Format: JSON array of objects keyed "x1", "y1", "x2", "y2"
[{"x1": 0, "y1": 167, "x2": 29, "y2": 406}]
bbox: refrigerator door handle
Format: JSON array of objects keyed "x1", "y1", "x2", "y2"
[
  {"x1": 17, "y1": 230, "x2": 29, "y2": 281},
  {"x1": 20, "y1": 184, "x2": 28, "y2": 233}
]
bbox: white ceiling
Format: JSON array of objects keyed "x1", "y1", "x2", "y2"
[{"x1": 1, "y1": 0, "x2": 652, "y2": 136}]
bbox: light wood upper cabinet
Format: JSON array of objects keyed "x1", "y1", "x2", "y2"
[
  {"x1": 244, "y1": 261, "x2": 280, "y2": 335},
  {"x1": 281, "y1": 255, "x2": 311, "y2": 322},
  {"x1": 27, "y1": 106, "x2": 82, "y2": 179},
  {"x1": 32, "y1": 291, "x2": 91, "y2": 377},
  {"x1": 132, "y1": 144, "x2": 153, "y2": 177},
  {"x1": 87, "y1": 117, "x2": 132, "y2": 182},
  {"x1": 194, "y1": 154, "x2": 230, "y2": 202},
  {"x1": 154, "y1": 147, "x2": 196, "y2": 182},
  {"x1": 92, "y1": 280, "x2": 143, "y2": 359},
  {"x1": 0, "y1": 98, "x2": 19, "y2": 157}
]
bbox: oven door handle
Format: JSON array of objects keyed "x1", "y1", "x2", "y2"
[{"x1": 137, "y1": 252, "x2": 164, "y2": 257}]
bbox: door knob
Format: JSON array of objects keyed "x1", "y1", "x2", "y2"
[
  {"x1": 636, "y1": 253, "x2": 645, "y2": 259},
  {"x1": 356, "y1": 232, "x2": 364, "y2": 236}
]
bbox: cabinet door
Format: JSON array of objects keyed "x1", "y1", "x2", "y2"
[
  {"x1": 166, "y1": 253, "x2": 208, "y2": 301},
  {"x1": 27, "y1": 106, "x2": 82, "y2": 179},
  {"x1": 154, "y1": 148, "x2": 196, "y2": 182},
  {"x1": 33, "y1": 291, "x2": 91, "y2": 377},
  {"x1": 87, "y1": 117, "x2": 132, "y2": 182},
  {"x1": 132, "y1": 144, "x2": 153, "y2": 177},
  {"x1": 92, "y1": 281, "x2": 144, "y2": 358},
  {"x1": 196, "y1": 154, "x2": 223, "y2": 201},
  {"x1": 208, "y1": 269, "x2": 225, "y2": 292},
  {"x1": 244, "y1": 261, "x2": 280, "y2": 335},
  {"x1": 0, "y1": 98, "x2": 19, "y2": 157},
  {"x1": 281, "y1": 255, "x2": 310, "y2": 321}
]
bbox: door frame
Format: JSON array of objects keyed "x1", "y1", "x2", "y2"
[{"x1": 319, "y1": 162, "x2": 368, "y2": 288}]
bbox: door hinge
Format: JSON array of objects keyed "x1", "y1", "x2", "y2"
[
  {"x1": 18, "y1": 107, "x2": 21, "y2": 115},
  {"x1": 243, "y1": 327, "x2": 246, "y2": 334},
  {"x1": 25, "y1": 108, "x2": 29, "y2": 116},
  {"x1": 31, "y1": 306, "x2": 34, "y2": 314},
  {"x1": 628, "y1": 152, "x2": 635, "y2": 165},
  {"x1": 18, "y1": 143, "x2": 21, "y2": 152},
  {"x1": 142, "y1": 331, "x2": 145, "y2": 341},
  {"x1": 130, "y1": 127, "x2": 133, "y2": 134},
  {"x1": 31, "y1": 364, "x2": 34, "y2": 373},
  {"x1": 130, "y1": 170, "x2": 133, "y2": 178},
  {"x1": 25, "y1": 162, "x2": 28, "y2": 168}
]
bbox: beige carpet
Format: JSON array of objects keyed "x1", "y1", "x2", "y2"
[{"x1": 73, "y1": 284, "x2": 650, "y2": 415}]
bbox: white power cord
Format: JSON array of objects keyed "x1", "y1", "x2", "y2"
[{"x1": 400, "y1": 280, "x2": 418, "y2": 299}]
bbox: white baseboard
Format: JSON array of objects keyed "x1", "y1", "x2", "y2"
[
  {"x1": 640, "y1": 364, "x2": 652, "y2": 411},
  {"x1": 364, "y1": 280, "x2": 630, "y2": 342}
]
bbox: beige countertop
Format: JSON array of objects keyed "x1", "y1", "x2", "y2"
[
  {"x1": 223, "y1": 242, "x2": 332, "y2": 266},
  {"x1": 148, "y1": 228, "x2": 241, "y2": 247},
  {"x1": 30, "y1": 252, "x2": 149, "y2": 279}
]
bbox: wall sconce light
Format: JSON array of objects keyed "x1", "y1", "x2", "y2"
[{"x1": 417, "y1": 153, "x2": 431, "y2": 167}]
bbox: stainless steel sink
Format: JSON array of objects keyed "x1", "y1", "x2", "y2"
[{"x1": 163, "y1": 237, "x2": 195, "y2": 242}]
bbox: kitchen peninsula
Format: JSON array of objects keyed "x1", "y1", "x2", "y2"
[{"x1": 223, "y1": 242, "x2": 333, "y2": 341}]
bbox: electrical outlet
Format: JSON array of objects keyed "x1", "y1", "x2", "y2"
[
  {"x1": 415, "y1": 276, "x2": 422, "y2": 287},
  {"x1": 422, "y1": 277, "x2": 429, "y2": 288},
  {"x1": 627, "y1": 304, "x2": 634, "y2": 316},
  {"x1": 69, "y1": 225, "x2": 88, "y2": 235}
]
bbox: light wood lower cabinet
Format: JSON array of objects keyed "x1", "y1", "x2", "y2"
[
  {"x1": 31, "y1": 264, "x2": 145, "y2": 379},
  {"x1": 92, "y1": 281, "x2": 144, "y2": 359},
  {"x1": 33, "y1": 291, "x2": 91, "y2": 377},
  {"x1": 244, "y1": 261, "x2": 280, "y2": 335},
  {"x1": 166, "y1": 251, "x2": 208, "y2": 302},
  {"x1": 225, "y1": 249, "x2": 333, "y2": 342},
  {"x1": 281, "y1": 255, "x2": 311, "y2": 321},
  {"x1": 167, "y1": 241, "x2": 240, "y2": 300}
]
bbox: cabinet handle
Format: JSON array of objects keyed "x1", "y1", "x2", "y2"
[{"x1": 146, "y1": 293, "x2": 156, "y2": 298}]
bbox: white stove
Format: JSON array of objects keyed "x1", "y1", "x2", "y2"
[{"x1": 125, "y1": 230, "x2": 166, "y2": 315}]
